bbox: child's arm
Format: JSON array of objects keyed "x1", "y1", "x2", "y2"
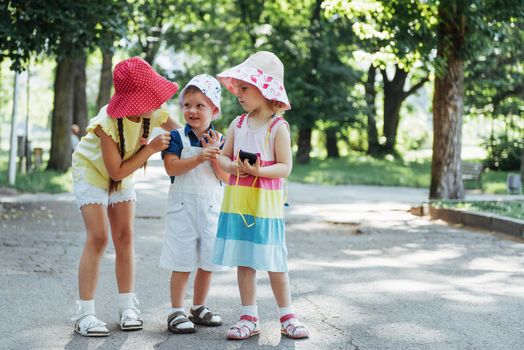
[
  {"x1": 164, "y1": 148, "x2": 222, "y2": 176},
  {"x1": 97, "y1": 126, "x2": 170, "y2": 181},
  {"x1": 210, "y1": 159, "x2": 229, "y2": 183},
  {"x1": 202, "y1": 130, "x2": 229, "y2": 183},
  {"x1": 161, "y1": 116, "x2": 183, "y2": 131},
  {"x1": 239, "y1": 124, "x2": 292, "y2": 178},
  {"x1": 217, "y1": 122, "x2": 238, "y2": 174}
]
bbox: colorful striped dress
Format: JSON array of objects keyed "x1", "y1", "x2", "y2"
[{"x1": 213, "y1": 113, "x2": 289, "y2": 272}]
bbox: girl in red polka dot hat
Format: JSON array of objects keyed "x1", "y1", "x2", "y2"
[{"x1": 71, "y1": 57, "x2": 182, "y2": 337}]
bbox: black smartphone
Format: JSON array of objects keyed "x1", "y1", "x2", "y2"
[{"x1": 239, "y1": 150, "x2": 258, "y2": 165}]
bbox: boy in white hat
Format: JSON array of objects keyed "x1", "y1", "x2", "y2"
[{"x1": 160, "y1": 74, "x2": 229, "y2": 334}]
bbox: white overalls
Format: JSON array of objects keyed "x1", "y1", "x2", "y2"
[{"x1": 159, "y1": 128, "x2": 227, "y2": 272}]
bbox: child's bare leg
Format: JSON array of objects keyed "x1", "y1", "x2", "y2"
[
  {"x1": 108, "y1": 201, "x2": 135, "y2": 293},
  {"x1": 190, "y1": 269, "x2": 221, "y2": 325},
  {"x1": 193, "y1": 268, "x2": 212, "y2": 305},
  {"x1": 227, "y1": 266, "x2": 259, "y2": 339},
  {"x1": 268, "y1": 271, "x2": 292, "y2": 307},
  {"x1": 79, "y1": 204, "x2": 109, "y2": 300},
  {"x1": 171, "y1": 271, "x2": 191, "y2": 307},
  {"x1": 268, "y1": 271, "x2": 309, "y2": 339},
  {"x1": 168, "y1": 271, "x2": 195, "y2": 332},
  {"x1": 238, "y1": 266, "x2": 257, "y2": 305}
]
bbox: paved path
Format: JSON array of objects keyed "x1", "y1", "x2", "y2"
[{"x1": 1, "y1": 160, "x2": 523, "y2": 350}]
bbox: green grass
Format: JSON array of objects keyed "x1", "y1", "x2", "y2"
[
  {"x1": 0, "y1": 164, "x2": 72, "y2": 193},
  {"x1": 290, "y1": 155, "x2": 511, "y2": 194},
  {"x1": 0, "y1": 152, "x2": 513, "y2": 195},
  {"x1": 436, "y1": 200, "x2": 524, "y2": 221}
]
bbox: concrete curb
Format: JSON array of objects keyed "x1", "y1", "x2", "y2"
[{"x1": 410, "y1": 204, "x2": 524, "y2": 239}]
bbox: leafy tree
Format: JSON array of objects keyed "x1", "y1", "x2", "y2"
[
  {"x1": 325, "y1": 0, "x2": 435, "y2": 155},
  {"x1": 464, "y1": 19, "x2": 523, "y2": 183},
  {"x1": 430, "y1": 0, "x2": 523, "y2": 199},
  {"x1": 266, "y1": 0, "x2": 358, "y2": 163}
]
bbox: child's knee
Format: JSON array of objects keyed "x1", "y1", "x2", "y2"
[
  {"x1": 238, "y1": 266, "x2": 256, "y2": 277},
  {"x1": 112, "y1": 228, "x2": 133, "y2": 247},
  {"x1": 87, "y1": 231, "x2": 108, "y2": 253}
]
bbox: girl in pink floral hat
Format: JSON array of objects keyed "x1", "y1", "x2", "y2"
[
  {"x1": 71, "y1": 57, "x2": 181, "y2": 337},
  {"x1": 213, "y1": 51, "x2": 309, "y2": 340}
]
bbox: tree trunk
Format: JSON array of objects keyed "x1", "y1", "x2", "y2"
[
  {"x1": 382, "y1": 67, "x2": 408, "y2": 154},
  {"x1": 73, "y1": 57, "x2": 88, "y2": 136},
  {"x1": 430, "y1": 5, "x2": 465, "y2": 200},
  {"x1": 96, "y1": 50, "x2": 113, "y2": 111},
  {"x1": 47, "y1": 57, "x2": 75, "y2": 172},
  {"x1": 296, "y1": 127, "x2": 312, "y2": 164},
  {"x1": 295, "y1": 0, "x2": 321, "y2": 165},
  {"x1": 365, "y1": 65, "x2": 380, "y2": 155},
  {"x1": 325, "y1": 127, "x2": 339, "y2": 158}
]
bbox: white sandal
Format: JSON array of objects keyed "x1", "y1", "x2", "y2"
[
  {"x1": 72, "y1": 300, "x2": 109, "y2": 337},
  {"x1": 119, "y1": 307, "x2": 143, "y2": 330},
  {"x1": 74, "y1": 314, "x2": 109, "y2": 337},
  {"x1": 227, "y1": 315, "x2": 260, "y2": 340},
  {"x1": 118, "y1": 293, "x2": 143, "y2": 330},
  {"x1": 280, "y1": 314, "x2": 309, "y2": 339}
]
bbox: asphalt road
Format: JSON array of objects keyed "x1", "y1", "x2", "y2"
[{"x1": 1, "y1": 160, "x2": 523, "y2": 350}]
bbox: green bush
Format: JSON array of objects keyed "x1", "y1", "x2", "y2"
[{"x1": 483, "y1": 137, "x2": 522, "y2": 171}]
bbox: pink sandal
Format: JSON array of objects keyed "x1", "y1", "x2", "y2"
[
  {"x1": 280, "y1": 314, "x2": 309, "y2": 339},
  {"x1": 227, "y1": 315, "x2": 260, "y2": 340}
]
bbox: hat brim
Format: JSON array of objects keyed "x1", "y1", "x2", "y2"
[
  {"x1": 178, "y1": 85, "x2": 222, "y2": 120},
  {"x1": 217, "y1": 64, "x2": 290, "y2": 111},
  {"x1": 107, "y1": 81, "x2": 178, "y2": 118}
]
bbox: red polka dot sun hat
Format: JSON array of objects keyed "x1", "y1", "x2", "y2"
[
  {"x1": 217, "y1": 51, "x2": 290, "y2": 110},
  {"x1": 107, "y1": 57, "x2": 179, "y2": 118}
]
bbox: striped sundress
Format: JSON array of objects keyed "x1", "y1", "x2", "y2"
[{"x1": 213, "y1": 113, "x2": 289, "y2": 272}]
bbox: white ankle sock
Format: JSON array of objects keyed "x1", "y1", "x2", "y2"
[
  {"x1": 79, "y1": 299, "x2": 95, "y2": 316},
  {"x1": 191, "y1": 305, "x2": 221, "y2": 323},
  {"x1": 170, "y1": 307, "x2": 185, "y2": 314},
  {"x1": 241, "y1": 304, "x2": 258, "y2": 318},
  {"x1": 278, "y1": 306, "x2": 294, "y2": 318},
  {"x1": 118, "y1": 292, "x2": 137, "y2": 312}
]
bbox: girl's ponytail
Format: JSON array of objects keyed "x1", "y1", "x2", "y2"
[
  {"x1": 139, "y1": 118, "x2": 150, "y2": 170},
  {"x1": 109, "y1": 118, "x2": 126, "y2": 193}
]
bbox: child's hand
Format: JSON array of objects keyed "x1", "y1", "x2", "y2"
[
  {"x1": 139, "y1": 137, "x2": 148, "y2": 146},
  {"x1": 231, "y1": 159, "x2": 249, "y2": 177},
  {"x1": 198, "y1": 147, "x2": 221, "y2": 162},
  {"x1": 148, "y1": 132, "x2": 171, "y2": 152},
  {"x1": 237, "y1": 156, "x2": 261, "y2": 177},
  {"x1": 201, "y1": 130, "x2": 223, "y2": 149}
]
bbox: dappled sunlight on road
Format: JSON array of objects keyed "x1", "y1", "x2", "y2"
[
  {"x1": 466, "y1": 256, "x2": 524, "y2": 272},
  {"x1": 284, "y1": 197, "x2": 524, "y2": 349},
  {"x1": 371, "y1": 322, "x2": 449, "y2": 344}
]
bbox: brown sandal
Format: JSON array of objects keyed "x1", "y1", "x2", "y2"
[
  {"x1": 189, "y1": 305, "x2": 222, "y2": 326},
  {"x1": 167, "y1": 311, "x2": 196, "y2": 334}
]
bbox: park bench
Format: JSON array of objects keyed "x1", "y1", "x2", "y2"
[{"x1": 461, "y1": 162, "x2": 483, "y2": 192}]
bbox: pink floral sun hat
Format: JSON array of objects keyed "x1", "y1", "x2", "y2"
[
  {"x1": 178, "y1": 74, "x2": 222, "y2": 120},
  {"x1": 217, "y1": 51, "x2": 290, "y2": 110}
]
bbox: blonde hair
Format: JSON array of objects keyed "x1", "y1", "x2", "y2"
[{"x1": 269, "y1": 100, "x2": 287, "y2": 116}]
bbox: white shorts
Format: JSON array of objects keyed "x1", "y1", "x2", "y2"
[
  {"x1": 160, "y1": 192, "x2": 228, "y2": 272},
  {"x1": 73, "y1": 181, "x2": 136, "y2": 211}
]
